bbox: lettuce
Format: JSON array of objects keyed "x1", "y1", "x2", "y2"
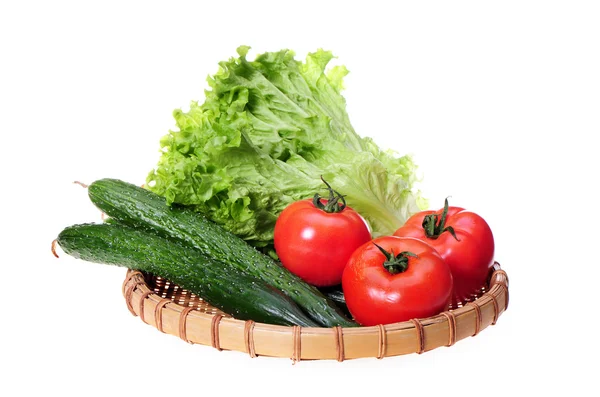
[{"x1": 147, "y1": 46, "x2": 424, "y2": 252}]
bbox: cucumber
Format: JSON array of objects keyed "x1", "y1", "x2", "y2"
[
  {"x1": 57, "y1": 223, "x2": 319, "y2": 327},
  {"x1": 87, "y1": 178, "x2": 356, "y2": 327},
  {"x1": 318, "y1": 285, "x2": 352, "y2": 319},
  {"x1": 319, "y1": 285, "x2": 347, "y2": 307}
]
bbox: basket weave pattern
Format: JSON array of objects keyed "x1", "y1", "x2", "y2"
[{"x1": 122, "y1": 263, "x2": 509, "y2": 361}]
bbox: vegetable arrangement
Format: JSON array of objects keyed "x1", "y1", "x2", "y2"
[{"x1": 54, "y1": 47, "x2": 497, "y2": 331}]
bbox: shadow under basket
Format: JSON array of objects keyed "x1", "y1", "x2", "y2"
[{"x1": 122, "y1": 263, "x2": 509, "y2": 362}]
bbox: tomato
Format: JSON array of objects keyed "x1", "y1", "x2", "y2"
[
  {"x1": 393, "y1": 198, "x2": 495, "y2": 306},
  {"x1": 342, "y1": 236, "x2": 453, "y2": 326},
  {"x1": 274, "y1": 179, "x2": 371, "y2": 287}
]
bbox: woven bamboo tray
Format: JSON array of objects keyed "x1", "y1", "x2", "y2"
[{"x1": 121, "y1": 262, "x2": 508, "y2": 361}]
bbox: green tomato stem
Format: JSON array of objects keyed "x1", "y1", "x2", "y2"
[
  {"x1": 312, "y1": 176, "x2": 347, "y2": 213},
  {"x1": 421, "y1": 197, "x2": 459, "y2": 241},
  {"x1": 373, "y1": 243, "x2": 418, "y2": 275}
]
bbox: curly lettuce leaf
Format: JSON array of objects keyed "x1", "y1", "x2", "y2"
[{"x1": 147, "y1": 46, "x2": 424, "y2": 251}]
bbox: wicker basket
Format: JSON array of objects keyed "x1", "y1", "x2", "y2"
[{"x1": 121, "y1": 262, "x2": 508, "y2": 362}]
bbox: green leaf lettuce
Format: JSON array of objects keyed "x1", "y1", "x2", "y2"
[{"x1": 147, "y1": 46, "x2": 425, "y2": 252}]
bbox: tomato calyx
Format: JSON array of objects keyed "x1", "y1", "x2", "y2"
[
  {"x1": 373, "y1": 243, "x2": 418, "y2": 275},
  {"x1": 422, "y1": 197, "x2": 460, "y2": 240},
  {"x1": 312, "y1": 176, "x2": 347, "y2": 213}
]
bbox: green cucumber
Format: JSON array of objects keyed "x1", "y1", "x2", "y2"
[
  {"x1": 87, "y1": 178, "x2": 356, "y2": 327},
  {"x1": 57, "y1": 223, "x2": 319, "y2": 327},
  {"x1": 318, "y1": 285, "x2": 352, "y2": 319}
]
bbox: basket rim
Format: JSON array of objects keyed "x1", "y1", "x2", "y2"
[{"x1": 122, "y1": 262, "x2": 509, "y2": 361}]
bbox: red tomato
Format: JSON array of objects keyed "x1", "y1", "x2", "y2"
[
  {"x1": 393, "y1": 199, "x2": 494, "y2": 306},
  {"x1": 342, "y1": 236, "x2": 453, "y2": 326},
  {"x1": 274, "y1": 180, "x2": 371, "y2": 287}
]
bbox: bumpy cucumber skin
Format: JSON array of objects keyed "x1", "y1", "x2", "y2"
[
  {"x1": 57, "y1": 223, "x2": 319, "y2": 327},
  {"x1": 87, "y1": 178, "x2": 356, "y2": 327}
]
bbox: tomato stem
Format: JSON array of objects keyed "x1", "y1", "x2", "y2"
[
  {"x1": 312, "y1": 176, "x2": 347, "y2": 213},
  {"x1": 373, "y1": 243, "x2": 418, "y2": 275},
  {"x1": 422, "y1": 197, "x2": 459, "y2": 240}
]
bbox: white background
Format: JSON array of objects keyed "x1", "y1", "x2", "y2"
[{"x1": 1, "y1": 1, "x2": 598, "y2": 396}]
